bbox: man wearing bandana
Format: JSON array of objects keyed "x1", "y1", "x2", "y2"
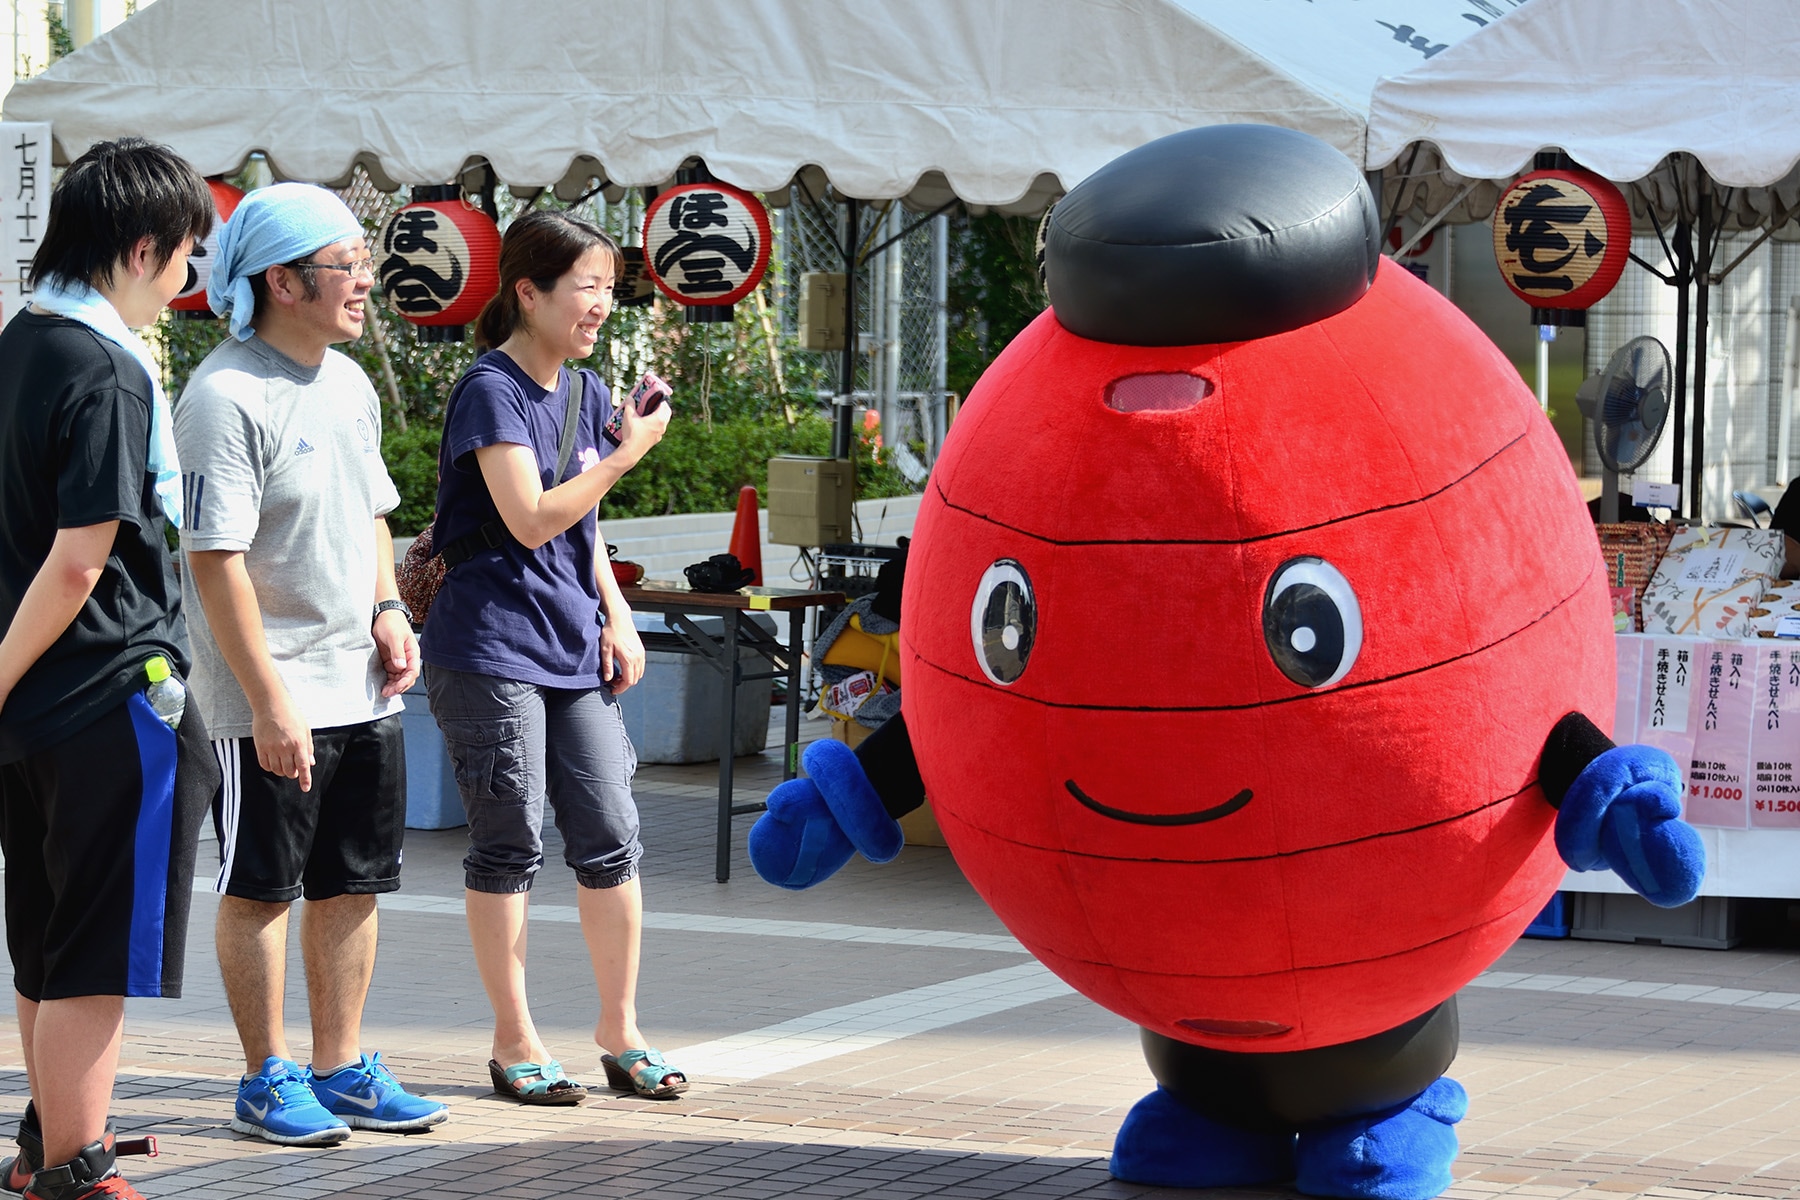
[
  {"x1": 0, "y1": 139, "x2": 220, "y2": 1200},
  {"x1": 174, "y1": 183, "x2": 447, "y2": 1148}
]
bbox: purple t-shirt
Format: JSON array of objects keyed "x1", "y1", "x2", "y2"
[{"x1": 420, "y1": 351, "x2": 620, "y2": 688}]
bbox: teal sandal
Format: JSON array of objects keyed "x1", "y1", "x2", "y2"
[
  {"x1": 488, "y1": 1058, "x2": 587, "y2": 1105},
  {"x1": 600, "y1": 1049, "x2": 689, "y2": 1100}
]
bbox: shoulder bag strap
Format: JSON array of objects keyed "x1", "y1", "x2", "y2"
[
  {"x1": 441, "y1": 369, "x2": 587, "y2": 570},
  {"x1": 555, "y1": 369, "x2": 584, "y2": 481}
]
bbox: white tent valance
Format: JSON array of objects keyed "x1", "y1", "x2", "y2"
[
  {"x1": 4, "y1": 0, "x2": 1494, "y2": 211},
  {"x1": 1367, "y1": 0, "x2": 1800, "y2": 233}
]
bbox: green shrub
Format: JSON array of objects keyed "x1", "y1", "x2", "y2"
[{"x1": 382, "y1": 420, "x2": 443, "y2": 536}]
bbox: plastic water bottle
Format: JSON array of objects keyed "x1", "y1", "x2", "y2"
[{"x1": 144, "y1": 655, "x2": 185, "y2": 730}]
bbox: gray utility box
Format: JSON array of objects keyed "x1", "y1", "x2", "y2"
[
  {"x1": 768, "y1": 455, "x2": 854, "y2": 546},
  {"x1": 624, "y1": 611, "x2": 775, "y2": 764},
  {"x1": 1569, "y1": 891, "x2": 1740, "y2": 949}
]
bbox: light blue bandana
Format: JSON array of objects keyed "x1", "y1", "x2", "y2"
[{"x1": 207, "y1": 182, "x2": 363, "y2": 341}]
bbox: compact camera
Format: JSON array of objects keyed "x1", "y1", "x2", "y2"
[
  {"x1": 628, "y1": 370, "x2": 672, "y2": 416},
  {"x1": 604, "y1": 371, "x2": 672, "y2": 443}
]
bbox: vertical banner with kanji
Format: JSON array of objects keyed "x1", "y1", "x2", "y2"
[
  {"x1": 1748, "y1": 643, "x2": 1800, "y2": 828},
  {"x1": 1613, "y1": 634, "x2": 1644, "y2": 742},
  {"x1": 0, "y1": 123, "x2": 50, "y2": 329},
  {"x1": 1685, "y1": 639, "x2": 1753, "y2": 828},
  {"x1": 1635, "y1": 637, "x2": 1697, "y2": 781}
]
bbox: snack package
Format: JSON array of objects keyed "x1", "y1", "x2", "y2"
[
  {"x1": 1640, "y1": 525, "x2": 1785, "y2": 639},
  {"x1": 816, "y1": 669, "x2": 891, "y2": 722}
]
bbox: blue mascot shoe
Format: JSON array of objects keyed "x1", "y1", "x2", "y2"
[
  {"x1": 1111, "y1": 1087, "x2": 1298, "y2": 1188},
  {"x1": 1294, "y1": 1076, "x2": 1467, "y2": 1200}
]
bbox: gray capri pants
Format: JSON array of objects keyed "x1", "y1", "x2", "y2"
[{"x1": 424, "y1": 664, "x2": 642, "y2": 893}]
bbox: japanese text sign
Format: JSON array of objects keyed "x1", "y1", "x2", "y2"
[
  {"x1": 1492, "y1": 168, "x2": 1630, "y2": 312},
  {"x1": 0, "y1": 123, "x2": 49, "y2": 329},
  {"x1": 641, "y1": 182, "x2": 771, "y2": 307}
]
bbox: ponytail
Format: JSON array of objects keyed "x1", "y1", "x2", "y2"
[{"x1": 476, "y1": 209, "x2": 621, "y2": 350}]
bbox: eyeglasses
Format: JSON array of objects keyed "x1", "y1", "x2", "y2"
[{"x1": 289, "y1": 255, "x2": 377, "y2": 281}]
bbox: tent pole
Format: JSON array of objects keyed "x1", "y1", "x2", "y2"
[
  {"x1": 1781, "y1": 298, "x2": 1799, "y2": 486},
  {"x1": 1691, "y1": 186, "x2": 1713, "y2": 520},
  {"x1": 1669, "y1": 218, "x2": 1692, "y2": 517},
  {"x1": 833, "y1": 197, "x2": 859, "y2": 461}
]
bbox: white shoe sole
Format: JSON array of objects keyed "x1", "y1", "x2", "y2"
[
  {"x1": 336, "y1": 1106, "x2": 449, "y2": 1133},
  {"x1": 229, "y1": 1116, "x2": 351, "y2": 1146}
]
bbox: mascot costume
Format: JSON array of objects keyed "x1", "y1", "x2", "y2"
[{"x1": 749, "y1": 124, "x2": 1705, "y2": 1200}]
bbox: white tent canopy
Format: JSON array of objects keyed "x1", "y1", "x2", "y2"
[
  {"x1": 1367, "y1": 0, "x2": 1800, "y2": 232},
  {"x1": 4, "y1": 0, "x2": 1497, "y2": 212}
]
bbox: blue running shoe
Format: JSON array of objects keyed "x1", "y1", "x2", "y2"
[
  {"x1": 232, "y1": 1056, "x2": 350, "y2": 1146},
  {"x1": 307, "y1": 1053, "x2": 448, "y2": 1132}
]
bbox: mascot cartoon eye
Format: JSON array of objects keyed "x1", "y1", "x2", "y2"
[
  {"x1": 1262, "y1": 557, "x2": 1362, "y2": 689},
  {"x1": 971, "y1": 559, "x2": 1036, "y2": 685}
]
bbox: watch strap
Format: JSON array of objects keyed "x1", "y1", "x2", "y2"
[{"x1": 373, "y1": 598, "x2": 414, "y2": 625}]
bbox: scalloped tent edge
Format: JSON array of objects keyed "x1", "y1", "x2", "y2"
[
  {"x1": 3, "y1": 0, "x2": 1495, "y2": 214},
  {"x1": 1366, "y1": 0, "x2": 1800, "y2": 236}
]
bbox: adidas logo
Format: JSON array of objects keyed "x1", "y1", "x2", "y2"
[{"x1": 294, "y1": 438, "x2": 316, "y2": 456}]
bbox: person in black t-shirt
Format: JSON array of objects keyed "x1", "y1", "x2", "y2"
[
  {"x1": 1767, "y1": 486, "x2": 1800, "y2": 578},
  {"x1": 0, "y1": 139, "x2": 217, "y2": 1200}
]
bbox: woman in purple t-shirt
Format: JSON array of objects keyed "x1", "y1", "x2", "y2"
[{"x1": 421, "y1": 210, "x2": 689, "y2": 1103}]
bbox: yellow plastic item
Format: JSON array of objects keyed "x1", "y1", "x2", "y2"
[{"x1": 819, "y1": 614, "x2": 902, "y2": 687}]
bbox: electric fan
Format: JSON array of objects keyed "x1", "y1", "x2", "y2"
[{"x1": 1574, "y1": 335, "x2": 1672, "y2": 522}]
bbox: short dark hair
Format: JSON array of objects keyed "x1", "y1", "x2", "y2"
[
  {"x1": 29, "y1": 137, "x2": 214, "y2": 291},
  {"x1": 475, "y1": 210, "x2": 623, "y2": 350},
  {"x1": 248, "y1": 259, "x2": 323, "y2": 318}
]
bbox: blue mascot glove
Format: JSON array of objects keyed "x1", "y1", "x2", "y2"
[
  {"x1": 748, "y1": 738, "x2": 904, "y2": 890},
  {"x1": 1555, "y1": 744, "x2": 1705, "y2": 907}
]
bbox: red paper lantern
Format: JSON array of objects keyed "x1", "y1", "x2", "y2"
[
  {"x1": 640, "y1": 182, "x2": 772, "y2": 308},
  {"x1": 169, "y1": 179, "x2": 245, "y2": 315},
  {"x1": 1492, "y1": 168, "x2": 1631, "y2": 316},
  {"x1": 375, "y1": 198, "x2": 501, "y2": 339}
]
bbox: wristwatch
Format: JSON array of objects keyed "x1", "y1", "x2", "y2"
[{"x1": 373, "y1": 598, "x2": 414, "y2": 626}]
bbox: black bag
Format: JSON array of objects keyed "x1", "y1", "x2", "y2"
[{"x1": 684, "y1": 553, "x2": 756, "y2": 593}]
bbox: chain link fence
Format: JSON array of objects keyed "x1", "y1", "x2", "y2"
[
  {"x1": 1586, "y1": 233, "x2": 1800, "y2": 519},
  {"x1": 774, "y1": 197, "x2": 949, "y2": 477}
]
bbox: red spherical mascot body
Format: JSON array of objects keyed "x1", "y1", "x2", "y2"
[
  {"x1": 907, "y1": 260, "x2": 1607, "y2": 1053},
  {"x1": 751, "y1": 124, "x2": 1704, "y2": 1200}
]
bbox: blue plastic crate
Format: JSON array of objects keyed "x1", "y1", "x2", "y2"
[
  {"x1": 400, "y1": 682, "x2": 465, "y2": 830},
  {"x1": 1521, "y1": 892, "x2": 1569, "y2": 939}
]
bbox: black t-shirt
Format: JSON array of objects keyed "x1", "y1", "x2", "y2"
[
  {"x1": 0, "y1": 311, "x2": 186, "y2": 763},
  {"x1": 1772, "y1": 486, "x2": 1800, "y2": 537}
]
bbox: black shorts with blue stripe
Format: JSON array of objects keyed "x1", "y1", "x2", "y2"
[{"x1": 0, "y1": 691, "x2": 219, "y2": 1001}]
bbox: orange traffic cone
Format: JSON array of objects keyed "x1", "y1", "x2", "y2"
[{"x1": 729, "y1": 485, "x2": 762, "y2": 585}]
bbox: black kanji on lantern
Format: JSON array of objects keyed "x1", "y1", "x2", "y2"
[
  {"x1": 380, "y1": 208, "x2": 465, "y2": 316},
  {"x1": 640, "y1": 182, "x2": 773, "y2": 308},
  {"x1": 1491, "y1": 168, "x2": 1630, "y2": 315},
  {"x1": 652, "y1": 201, "x2": 758, "y2": 297},
  {"x1": 1499, "y1": 184, "x2": 1597, "y2": 294}
]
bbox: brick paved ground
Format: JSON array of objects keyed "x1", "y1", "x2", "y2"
[{"x1": 6, "y1": 715, "x2": 1800, "y2": 1199}]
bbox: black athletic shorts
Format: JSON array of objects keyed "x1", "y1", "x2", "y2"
[
  {"x1": 0, "y1": 692, "x2": 219, "y2": 1001},
  {"x1": 212, "y1": 715, "x2": 406, "y2": 903}
]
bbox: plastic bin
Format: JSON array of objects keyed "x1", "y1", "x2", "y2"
[
  {"x1": 625, "y1": 612, "x2": 774, "y2": 764},
  {"x1": 1521, "y1": 892, "x2": 1570, "y2": 938},
  {"x1": 400, "y1": 681, "x2": 465, "y2": 830},
  {"x1": 1569, "y1": 891, "x2": 1739, "y2": 949}
]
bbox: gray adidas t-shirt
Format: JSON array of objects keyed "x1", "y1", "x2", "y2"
[{"x1": 174, "y1": 334, "x2": 403, "y2": 739}]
